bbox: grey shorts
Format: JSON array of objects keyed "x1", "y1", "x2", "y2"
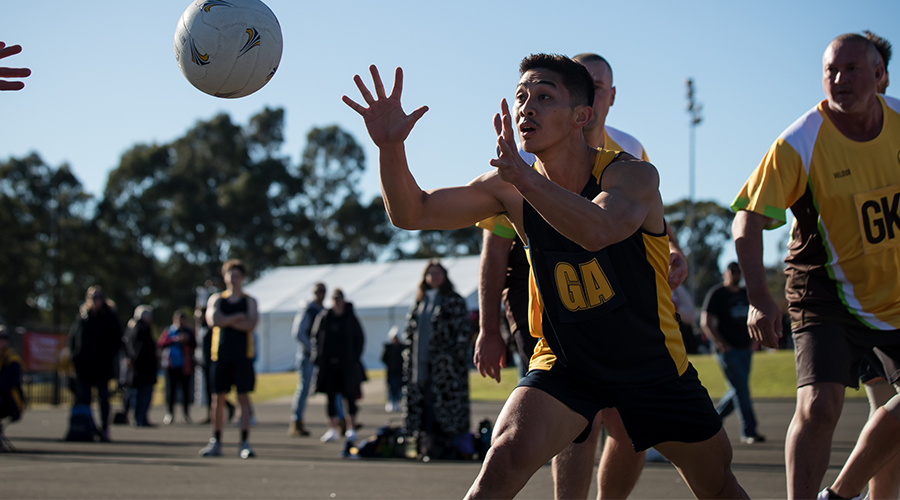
[{"x1": 793, "y1": 321, "x2": 900, "y2": 389}]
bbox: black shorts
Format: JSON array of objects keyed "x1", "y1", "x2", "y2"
[
  {"x1": 211, "y1": 358, "x2": 255, "y2": 394},
  {"x1": 517, "y1": 363, "x2": 721, "y2": 452},
  {"x1": 793, "y1": 322, "x2": 900, "y2": 389}
]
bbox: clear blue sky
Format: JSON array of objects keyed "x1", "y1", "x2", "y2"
[{"x1": 4, "y1": 0, "x2": 899, "y2": 267}]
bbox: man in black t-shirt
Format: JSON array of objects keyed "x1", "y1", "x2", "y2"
[{"x1": 701, "y1": 262, "x2": 764, "y2": 444}]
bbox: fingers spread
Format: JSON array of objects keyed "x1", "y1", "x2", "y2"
[
  {"x1": 0, "y1": 68, "x2": 30, "y2": 78},
  {"x1": 0, "y1": 43, "x2": 22, "y2": 60},
  {"x1": 369, "y1": 64, "x2": 386, "y2": 100},
  {"x1": 341, "y1": 95, "x2": 366, "y2": 115},
  {"x1": 493, "y1": 113, "x2": 502, "y2": 136},
  {"x1": 389, "y1": 67, "x2": 403, "y2": 100},
  {"x1": 0, "y1": 80, "x2": 25, "y2": 91},
  {"x1": 353, "y1": 74, "x2": 375, "y2": 105}
]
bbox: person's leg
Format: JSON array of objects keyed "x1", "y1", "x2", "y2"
[
  {"x1": 97, "y1": 381, "x2": 111, "y2": 431},
  {"x1": 864, "y1": 381, "x2": 900, "y2": 499},
  {"x1": 213, "y1": 391, "x2": 226, "y2": 434},
  {"x1": 728, "y1": 349, "x2": 759, "y2": 438},
  {"x1": 654, "y1": 428, "x2": 747, "y2": 499},
  {"x1": 344, "y1": 395, "x2": 358, "y2": 437},
  {"x1": 166, "y1": 370, "x2": 177, "y2": 419},
  {"x1": 465, "y1": 387, "x2": 589, "y2": 500},
  {"x1": 830, "y1": 398, "x2": 900, "y2": 499},
  {"x1": 597, "y1": 408, "x2": 645, "y2": 499},
  {"x1": 237, "y1": 392, "x2": 251, "y2": 433},
  {"x1": 202, "y1": 365, "x2": 212, "y2": 421},
  {"x1": 714, "y1": 350, "x2": 737, "y2": 419},
  {"x1": 178, "y1": 372, "x2": 192, "y2": 420},
  {"x1": 552, "y1": 412, "x2": 599, "y2": 500},
  {"x1": 786, "y1": 382, "x2": 845, "y2": 499}
]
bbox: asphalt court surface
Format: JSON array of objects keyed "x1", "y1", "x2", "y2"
[{"x1": 0, "y1": 379, "x2": 873, "y2": 499}]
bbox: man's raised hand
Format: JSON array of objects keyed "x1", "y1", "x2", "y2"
[
  {"x1": 342, "y1": 65, "x2": 428, "y2": 147},
  {"x1": 0, "y1": 42, "x2": 31, "y2": 91},
  {"x1": 490, "y1": 98, "x2": 530, "y2": 184}
]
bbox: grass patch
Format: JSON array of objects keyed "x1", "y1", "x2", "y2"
[{"x1": 143, "y1": 350, "x2": 866, "y2": 406}]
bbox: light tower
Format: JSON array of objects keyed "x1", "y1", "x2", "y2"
[{"x1": 685, "y1": 78, "x2": 703, "y2": 299}]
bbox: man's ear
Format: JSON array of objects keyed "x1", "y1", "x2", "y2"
[{"x1": 574, "y1": 105, "x2": 593, "y2": 128}]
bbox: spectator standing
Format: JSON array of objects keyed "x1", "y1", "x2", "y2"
[
  {"x1": 0, "y1": 326, "x2": 24, "y2": 451},
  {"x1": 124, "y1": 305, "x2": 158, "y2": 428},
  {"x1": 381, "y1": 326, "x2": 404, "y2": 413},
  {"x1": 288, "y1": 283, "x2": 326, "y2": 437},
  {"x1": 404, "y1": 260, "x2": 473, "y2": 459},
  {"x1": 159, "y1": 310, "x2": 197, "y2": 425},
  {"x1": 200, "y1": 259, "x2": 259, "y2": 459},
  {"x1": 68, "y1": 286, "x2": 121, "y2": 442},
  {"x1": 701, "y1": 262, "x2": 764, "y2": 444},
  {"x1": 313, "y1": 288, "x2": 366, "y2": 443}
]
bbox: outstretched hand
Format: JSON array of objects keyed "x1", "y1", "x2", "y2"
[
  {"x1": 489, "y1": 99, "x2": 531, "y2": 184},
  {"x1": 341, "y1": 65, "x2": 428, "y2": 147},
  {"x1": 474, "y1": 329, "x2": 507, "y2": 383},
  {"x1": 0, "y1": 42, "x2": 31, "y2": 91}
]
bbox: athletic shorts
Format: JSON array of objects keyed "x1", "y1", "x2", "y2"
[
  {"x1": 517, "y1": 363, "x2": 721, "y2": 452},
  {"x1": 859, "y1": 351, "x2": 889, "y2": 384},
  {"x1": 211, "y1": 358, "x2": 256, "y2": 394},
  {"x1": 794, "y1": 321, "x2": 900, "y2": 389}
]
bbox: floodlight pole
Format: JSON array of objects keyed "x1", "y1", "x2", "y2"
[{"x1": 685, "y1": 79, "x2": 703, "y2": 300}]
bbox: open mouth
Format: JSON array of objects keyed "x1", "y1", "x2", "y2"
[{"x1": 519, "y1": 120, "x2": 537, "y2": 136}]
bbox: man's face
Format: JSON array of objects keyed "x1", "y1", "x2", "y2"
[
  {"x1": 514, "y1": 69, "x2": 588, "y2": 153},
  {"x1": 581, "y1": 59, "x2": 616, "y2": 131},
  {"x1": 224, "y1": 268, "x2": 244, "y2": 288},
  {"x1": 823, "y1": 40, "x2": 882, "y2": 115}
]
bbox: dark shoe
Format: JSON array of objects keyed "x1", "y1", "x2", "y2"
[
  {"x1": 740, "y1": 434, "x2": 766, "y2": 444},
  {"x1": 98, "y1": 430, "x2": 111, "y2": 442}
]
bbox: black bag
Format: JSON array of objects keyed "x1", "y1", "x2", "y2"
[{"x1": 65, "y1": 404, "x2": 96, "y2": 442}]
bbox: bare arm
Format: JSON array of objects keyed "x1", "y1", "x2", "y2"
[
  {"x1": 666, "y1": 222, "x2": 688, "y2": 289},
  {"x1": 474, "y1": 230, "x2": 513, "y2": 382},
  {"x1": 491, "y1": 99, "x2": 664, "y2": 251},
  {"x1": 700, "y1": 311, "x2": 730, "y2": 352},
  {"x1": 342, "y1": 65, "x2": 514, "y2": 231},
  {"x1": 733, "y1": 209, "x2": 783, "y2": 349},
  {"x1": 230, "y1": 297, "x2": 258, "y2": 331}
]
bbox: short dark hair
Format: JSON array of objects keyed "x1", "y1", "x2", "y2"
[
  {"x1": 519, "y1": 53, "x2": 594, "y2": 108},
  {"x1": 222, "y1": 259, "x2": 247, "y2": 276},
  {"x1": 831, "y1": 33, "x2": 881, "y2": 68},
  {"x1": 863, "y1": 30, "x2": 892, "y2": 69},
  {"x1": 572, "y1": 52, "x2": 613, "y2": 85},
  {"x1": 726, "y1": 262, "x2": 742, "y2": 275}
]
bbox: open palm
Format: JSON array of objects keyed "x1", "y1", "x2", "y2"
[{"x1": 342, "y1": 65, "x2": 428, "y2": 147}]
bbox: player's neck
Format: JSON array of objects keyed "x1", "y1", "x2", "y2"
[
  {"x1": 582, "y1": 124, "x2": 606, "y2": 149},
  {"x1": 535, "y1": 142, "x2": 596, "y2": 193},
  {"x1": 227, "y1": 284, "x2": 242, "y2": 299},
  {"x1": 825, "y1": 97, "x2": 884, "y2": 142}
]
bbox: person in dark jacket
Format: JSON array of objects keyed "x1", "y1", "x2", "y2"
[
  {"x1": 381, "y1": 326, "x2": 404, "y2": 413},
  {"x1": 0, "y1": 325, "x2": 24, "y2": 452},
  {"x1": 124, "y1": 305, "x2": 158, "y2": 427},
  {"x1": 68, "y1": 286, "x2": 122, "y2": 441},
  {"x1": 312, "y1": 288, "x2": 365, "y2": 443}
]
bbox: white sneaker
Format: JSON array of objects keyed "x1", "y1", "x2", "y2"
[
  {"x1": 345, "y1": 429, "x2": 357, "y2": 442},
  {"x1": 320, "y1": 428, "x2": 339, "y2": 442},
  {"x1": 385, "y1": 403, "x2": 393, "y2": 413},
  {"x1": 239, "y1": 441, "x2": 256, "y2": 459},
  {"x1": 817, "y1": 488, "x2": 866, "y2": 500},
  {"x1": 199, "y1": 438, "x2": 222, "y2": 457}
]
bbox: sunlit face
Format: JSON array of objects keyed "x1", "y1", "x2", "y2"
[
  {"x1": 425, "y1": 264, "x2": 446, "y2": 290},
  {"x1": 581, "y1": 59, "x2": 616, "y2": 132},
  {"x1": 514, "y1": 69, "x2": 585, "y2": 153},
  {"x1": 823, "y1": 40, "x2": 882, "y2": 115}
]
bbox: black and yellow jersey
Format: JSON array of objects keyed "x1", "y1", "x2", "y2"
[
  {"x1": 525, "y1": 149, "x2": 687, "y2": 385},
  {"x1": 211, "y1": 291, "x2": 255, "y2": 362}
]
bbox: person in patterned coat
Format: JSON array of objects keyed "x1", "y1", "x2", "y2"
[{"x1": 403, "y1": 259, "x2": 474, "y2": 458}]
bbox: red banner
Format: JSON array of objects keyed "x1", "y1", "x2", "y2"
[{"x1": 22, "y1": 331, "x2": 67, "y2": 372}]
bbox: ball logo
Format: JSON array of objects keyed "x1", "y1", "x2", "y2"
[
  {"x1": 189, "y1": 38, "x2": 210, "y2": 66},
  {"x1": 265, "y1": 64, "x2": 278, "y2": 82},
  {"x1": 239, "y1": 28, "x2": 261, "y2": 57},
  {"x1": 201, "y1": 0, "x2": 234, "y2": 12}
]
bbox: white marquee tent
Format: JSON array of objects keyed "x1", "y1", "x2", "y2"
[{"x1": 243, "y1": 256, "x2": 482, "y2": 373}]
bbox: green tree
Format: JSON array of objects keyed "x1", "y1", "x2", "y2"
[{"x1": 664, "y1": 199, "x2": 735, "y2": 304}]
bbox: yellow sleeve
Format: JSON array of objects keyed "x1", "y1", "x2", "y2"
[
  {"x1": 732, "y1": 139, "x2": 808, "y2": 230},
  {"x1": 475, "y1": 214, "x2": 517, "y2": 239}
]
